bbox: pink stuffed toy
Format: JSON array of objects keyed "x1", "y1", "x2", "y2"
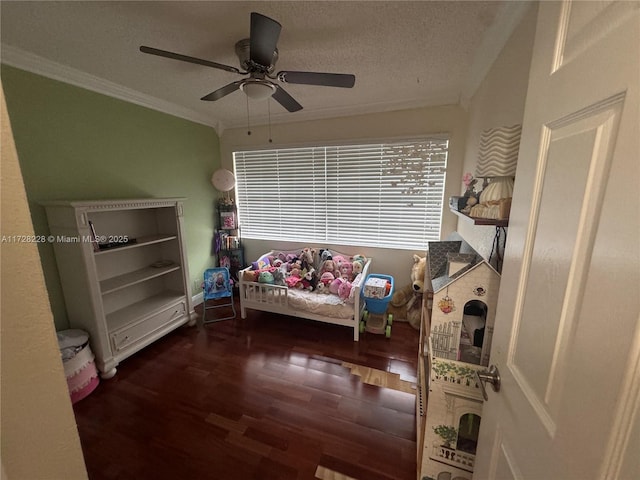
[
  {"x1": 285, "y1": 275, "x2": 302, "y2": 289},
  {"x1": 329, "y1": 277, "x2": 344, "y2": 295},
  {"x1": 339, "y1": 261, "x2": 353, "y2": 280},
  {"x1": 320, "y1": 271, "x2": 335, "y2": 286},
  {"x1": 333, "y1": 255, "x2": 347, "y2": 270},
  {"x1": 338, "y1": 280, "x2": 352, "y2": 302}
]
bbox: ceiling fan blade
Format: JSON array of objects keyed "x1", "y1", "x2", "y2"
[
  {"x1": 140, "y1": 46, "x2": 241, "y2": 74},
  {"x1": 250, "y1": 12, "x2": 281, "y2": 67},
  {"x1": 201, "y1": 81, "x2": 243, "y2": 101},
  {"x1": 277, "y1": 71, "x2": 356, "y2": 88},
  {"x1": 272, "y1": 85, "x2": 302, "y2": 112}
]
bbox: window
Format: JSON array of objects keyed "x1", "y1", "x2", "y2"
[{"x1": 233, "y1": 138, "x2": 448, "y2": 250}]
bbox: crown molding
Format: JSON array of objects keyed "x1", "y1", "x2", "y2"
[
  {"x1": 223, "y1": 92, "x2": 461, "y2": 130},
  {"x1": 1, "y1": 44, "x2": 222, "y2": 132}
]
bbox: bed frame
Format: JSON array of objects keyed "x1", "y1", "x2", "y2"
[{"x1": 239, "y1": 250, "x2": 372, "y2": 341}]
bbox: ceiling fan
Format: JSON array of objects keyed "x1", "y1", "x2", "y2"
[{"x1": 140, "y1": 12, "x2": 356, "y2": 113}]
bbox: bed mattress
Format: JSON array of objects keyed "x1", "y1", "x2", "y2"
[{"x1": 286, "y1": 289, "x2": 356, "y2": 319}]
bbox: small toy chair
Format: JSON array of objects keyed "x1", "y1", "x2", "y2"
[{"x1": 203, "y1": 267, "x2": 236, "y2": 323}]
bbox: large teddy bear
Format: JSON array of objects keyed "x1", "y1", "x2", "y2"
[{"x1": 386, "y1": 254, "x2": 427, "y2": 330}]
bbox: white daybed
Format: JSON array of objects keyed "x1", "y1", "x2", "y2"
[{"x1": 239, "y1": 249, "x2": 372, "y2": 341}]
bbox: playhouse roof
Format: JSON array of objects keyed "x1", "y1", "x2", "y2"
[{"x1": 428, "y1": 232, "x2": 500, "y2": 292}]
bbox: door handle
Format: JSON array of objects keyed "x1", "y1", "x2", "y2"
[{"x1": 476, "y1": 365, "x2": 501, "y2": 400}]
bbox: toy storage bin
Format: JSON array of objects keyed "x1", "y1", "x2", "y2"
[
  {"x1": 57, "y1": 329, "x2": 99, "y2": 404},
  {"x1": 362, "y1": 274, "x2": 394, "y2": 314}
]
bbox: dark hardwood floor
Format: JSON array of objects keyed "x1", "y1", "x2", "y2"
[{"x1": 73, "y1": 300, "x2": 420, "y2": 480}]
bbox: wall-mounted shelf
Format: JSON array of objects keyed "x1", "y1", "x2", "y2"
[{"x1": 450, "y1": 208, "x2": 509, "y2": 227}]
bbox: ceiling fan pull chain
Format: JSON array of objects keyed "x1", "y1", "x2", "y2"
[
  {"x1": 246, "y1": 95, "x2": 251, "y2": 136},
  {"x1": 268, "y1": 98, "x2": 273, "y2": 143}
]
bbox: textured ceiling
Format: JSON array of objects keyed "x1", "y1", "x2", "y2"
[{"x1": 1, "y1": 1, "x2": 523, "y2": 131}]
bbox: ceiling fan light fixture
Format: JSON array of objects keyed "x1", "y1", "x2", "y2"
[
  {"x1": 140, "y1": 12, "x2": 355, "y2": 113},
  {"x1": 240, "y1": 80, "x2": 276, "y2": 101}
]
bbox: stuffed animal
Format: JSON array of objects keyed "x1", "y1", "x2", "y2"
[
  {"x1": 243, "y1": 266, "x2": 274, "y2": 282},
  {"x1": 333, "y1": 255, "x2": 347, "y2": 270},
  {"x1": 288, "y1": 257, "x2": 303, "y2": 276},
  {"x1": 285, "y1": 275, "x2": 302, "y2": 289},
  {"x1": 258, "y1": 271, "x2": 275, "y2": 284},
  {"x1": 338, "y1": 261, "x2": 353, "y2": 280},
  {"x1": 386, "y1": 254, "x2": 427, "y2": 330},
  {"x1": 351, "y1": 254, "x2": 367, "y2": 264},
  {"x1": 285, "y1": 253, "x2": 296, "y2": 262},
  {"x1": 320, "y1": 249, "x2": 333, "y2": 263},
  {"x1": 284, "y1": 254, "x2": 298, "y2": 270},
  {"x1": 329, "y1": 277, "x2": 345, "y2": 295},
  {"x1": 338, "y1": 280, "x2": 353, "y2": 302},
  {"x1": 319, "y1": 271, "x2": 335, "y2": 286},
  {"x1": 272, "y1": 269, "x2": 286, "y2": 286},
  {"x1": 242, "y1": 269, "x2": 257, "y2": 282},
  {"x1": 350, "y1": 254, "x2": 367, "y2": 278},
  {"x1": 319, "y1": 259, "x2": 338, "y2": 278},
  {"x1": 301, "y1": 268, "x2": 319, "y2": 291},
  {"x1": 300, "y1": 248, "x2": 316, "y2": 269},
  {"x1": 352, "y1": 258, "x2": 365, "y2": 277}
]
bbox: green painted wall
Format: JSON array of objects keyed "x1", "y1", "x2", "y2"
[{"x1": 2, "y1": 65, "x2": 220, "y2": 330}]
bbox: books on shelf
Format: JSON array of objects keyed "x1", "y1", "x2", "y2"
[{"x1": 215, "y1": 231, "x2": 240, "y2": 252}]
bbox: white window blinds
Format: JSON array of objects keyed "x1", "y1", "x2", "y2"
[{"x1": 233, "y1": 138, "x2": 448, "y2": 250}]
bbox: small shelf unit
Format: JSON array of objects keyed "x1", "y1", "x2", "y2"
[
  {"x1": 450, "y1": 208, "x2": 509, "y2": 227},
  {"x1": 43, "y1": 198, "x2": 195, "y2": 378},
  {"x1": 215, "y1": 201, "x2": 244, "y2": 284}
]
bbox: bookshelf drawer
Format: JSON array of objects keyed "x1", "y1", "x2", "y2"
[{"x1": 110, "y1": 301, "x2": 186, "y2": 352}]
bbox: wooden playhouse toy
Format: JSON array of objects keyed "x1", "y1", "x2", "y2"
[{"x1": 420, "y1": 233, "x2": 501, "y2": 480}]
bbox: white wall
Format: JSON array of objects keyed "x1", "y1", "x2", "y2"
[
  {"x1": 456, "y1": 3, "x2": 538, "y2": 260},
  {"x1": 220, "y1": 105, "x2": 468, "y2": 284}
]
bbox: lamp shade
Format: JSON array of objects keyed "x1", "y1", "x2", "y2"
[
  {"x1": 475, "y1": 124, "x2": 521, "y2": 177},
  {"x1": 479, "y1": 177, "x2": 514, "y2": 203}
]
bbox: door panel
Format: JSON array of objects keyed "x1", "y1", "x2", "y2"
[
  {"x1": 554, "y1": 1, "x2": 637, "y2": 71},
  {"x1": 474, "y1": 1, "x2": 639, "y2": 479},
  {"x1": 511, "y1": 96, "x2": 624, "y2": 436}
]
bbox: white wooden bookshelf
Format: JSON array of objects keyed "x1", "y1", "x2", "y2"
[{"x1": 43, "y1": 198, "x2": 196, "y2": 378}]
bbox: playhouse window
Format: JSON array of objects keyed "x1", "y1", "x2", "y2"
[
  {"x1": 456, "y1": 413, "x2": 481, "y2": 455},
  {"x1": 458, "y1": 300, "x2": 487, "y2": 365}
]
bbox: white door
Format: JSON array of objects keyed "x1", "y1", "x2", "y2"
[{"x1": 474, "y1": 2, "x2": 639, "y2": 479}]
